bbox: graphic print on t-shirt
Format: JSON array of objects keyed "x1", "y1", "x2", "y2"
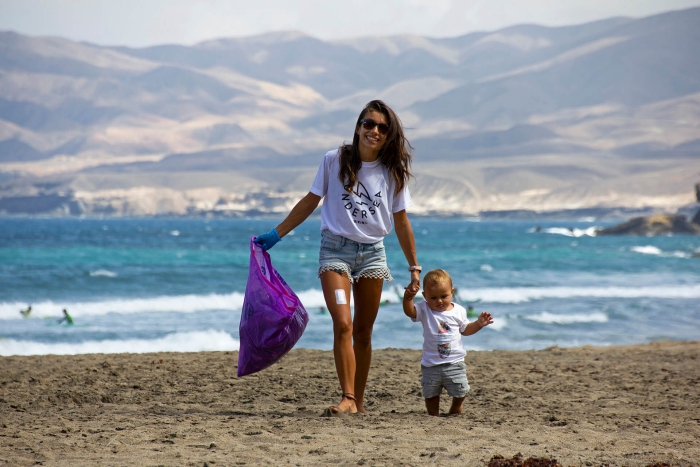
[
  {"x1": 437, "y1": 320, "x2": 451, "y2": 357},
  {"x1": 342, "y1": 181, "x2": 382, "y2": 225},
  {"x1": 438, "y1": 342, "x2": 451, "y2": 358}
]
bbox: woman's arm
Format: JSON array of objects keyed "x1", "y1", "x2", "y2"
[
  {"x1": 275, "y1": 192, "x2": 322, "y2": 238},
  {"x1": 393, "y1": 209, "x2": 420, "y2": 288}
]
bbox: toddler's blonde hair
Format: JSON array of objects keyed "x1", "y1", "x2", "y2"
[{"x1": 422, "y1": 269, "x2": 453, "y2": 289}]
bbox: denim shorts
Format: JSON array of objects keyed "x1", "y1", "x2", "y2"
[
  {"x1": 421, "y1": 361, "x2": 470, "y2": 399},
  {"x1": 318, "y1": 230, "x2": 392, "y2": 283}
]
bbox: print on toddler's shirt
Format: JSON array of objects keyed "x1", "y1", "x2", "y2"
[
  {"x1": 342, "y1": 182, "x2": 382, "y2": 225},
  {"x1": 437, "y1": 319, "x2": 452, "y2": 357},
  {"x1": 438, "y1": 342, "x2": 451, "y2": 358}
]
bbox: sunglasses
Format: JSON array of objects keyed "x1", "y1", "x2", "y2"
[{"x1": 360, "y1": 118, "x2": 389, "y2": 135}]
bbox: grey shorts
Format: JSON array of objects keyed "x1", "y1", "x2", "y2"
[
  {"x1": 421, "y1": 361, "x2": 470, "y2": 399},
  {"x1": 318, "y1": 230, "x2": 392, "y2": 283}
]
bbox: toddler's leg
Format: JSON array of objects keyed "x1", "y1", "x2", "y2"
[
  {"x1": 425, "y1": 396, "x2": 440, "y2": 416},
  {"x1": 448, "y1": 396, "x2": 466, "y2": 415}
]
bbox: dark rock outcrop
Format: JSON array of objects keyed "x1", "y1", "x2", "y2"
[
  {"x1": 692, "y1": 208, "x2": 700, "y2": 225},
  {"x1": 597, "y1": 214, "x2": 700, "y2": 236}
]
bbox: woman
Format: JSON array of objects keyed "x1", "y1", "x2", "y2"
[{"x1": 254, "y1": 100, "x2": 421, "y2": 415}]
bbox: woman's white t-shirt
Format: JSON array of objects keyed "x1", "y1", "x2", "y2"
[
  {"x1": 412, "y1": 300, "x2": 469, "y2": 367},
  {"x1": 309, "y1": 149, "x2": 412, "y2": 244}
]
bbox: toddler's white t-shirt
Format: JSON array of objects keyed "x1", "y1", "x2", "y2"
[
  {"x1": 309, "y1": 149, "x2": 412, "y2": 244},
  {"x1": 412, "y1": 300, "x2": 469, "y2": 367}
]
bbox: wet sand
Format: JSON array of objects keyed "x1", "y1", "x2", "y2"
[{"x1": 1, "y1": 341, "x2": 698, "y2": 466}]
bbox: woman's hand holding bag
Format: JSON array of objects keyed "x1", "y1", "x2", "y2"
[{"x1": 253, "y1": 229, "x2": 281, "y2": 251}]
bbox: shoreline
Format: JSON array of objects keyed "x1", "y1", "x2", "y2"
[
  {"x1": 1, "y1": 204, "x2": 694, "y2": 221},
  {"x1": 2, "y1": 341, "x2": 698, "y2": 466}
]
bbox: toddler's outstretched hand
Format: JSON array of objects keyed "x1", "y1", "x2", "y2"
[{"x1": 477, "y1": 311, "x2": 494, "y2": 328}]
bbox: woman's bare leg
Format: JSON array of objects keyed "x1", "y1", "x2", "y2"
[
  {"x1": 320, "y1": 271, "x2": 356, "y2": 413},
  {"x1": 352, "y1": 277, "x2": 383, "y2": 414}
]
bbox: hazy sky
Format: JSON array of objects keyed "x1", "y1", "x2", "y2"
[{"x1": 1, "y1": 0, "x2": 700, "y2": 47}]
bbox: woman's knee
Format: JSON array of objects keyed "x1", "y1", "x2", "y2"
[
  {"x1": 333, "y1": 318, "x2": 353, "y2": 339},
  {"x1": 353, "y1": 325, "x2": 373, "y2": 346}
]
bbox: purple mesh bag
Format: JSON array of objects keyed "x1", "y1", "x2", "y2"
[{"x1": 237, "y1": 238, "x2": 309, "y2": 377}]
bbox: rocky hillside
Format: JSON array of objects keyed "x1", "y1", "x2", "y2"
[{"x1": 0, "y1": 8, "x2": 699, "y2": 217}]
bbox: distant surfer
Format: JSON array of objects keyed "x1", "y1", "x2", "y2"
[
  {"x1": 20, "y1": 305, "x2": 32, "y2": 318},
  {"x1": 57, "y1": 308, "x2": 74, "y2": 325}
]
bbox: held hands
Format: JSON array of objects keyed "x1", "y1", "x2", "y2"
[
  {"x1": 409, "y1": 269, "x2": 420, "y2": 290},
  {"x1": 403, "y1": 281, "x2": 420, "y2": 301},
  {"x1": 402, "y1": 280, "x2": 420, "y2": 319},
  {"x1": 254, "y1": 228, "x2": 281, "y2": 251},
  {"x1": 476, "y1": 311, "x2": 494, "y2": 329}
]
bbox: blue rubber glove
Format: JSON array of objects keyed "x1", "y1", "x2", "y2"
[{"x1": 254, "y1": 228, "x2": 281, "y2": 251}]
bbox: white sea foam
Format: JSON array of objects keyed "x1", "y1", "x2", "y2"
[
  {"x1": 525, "y1": 311, "x2": 608, "y2": 325},
  {"x1": 480, "y1": 264, "x2": 493, "y2": 272},
  {"x1": 487, "y1": 315, "x2": 507, "y2": 331},
  {"x1": 541, "y1": 227, "x2": 599, "y2": 237},
  {"x1": 0, "y1": 292, "x2": 245, "y2": 320},
  {"x1": 462, "y1": 284, "x2": 700, "y2": 304},
  {"x1": 0, "y1": 287, "x2": 405, "y2": 321},
  {"x1": 296, "y1": 288, "x2": 331, "y2": 309},
  {"x1": 89, "y1": 269, "x2": 118, "y2": 278},
  {"x1": 170, "y1": 230, "x2": 180, "y2": 236},
  {"x1": 0, "y1": 330, "x2": 239, "y2": 356},
  {"x1": 296, "y1": 288, "x2": 404, "y2": 310},
  {"x1": 4, "y1": 283, "x2": 699, "y2": 321},
  {"x1": 631, "y1": 245, "x2": 692, "y2": 258},
  {"x1": 631, "y1": 245, "x2": 662, "y2": 255}
]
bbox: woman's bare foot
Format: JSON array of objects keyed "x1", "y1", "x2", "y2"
[
  {"x1": 355, "y1": 402, "x2": 369, "y2": 415},
  {"x1": 328, "y1": 393, "x2": 357, "y2": 415}
]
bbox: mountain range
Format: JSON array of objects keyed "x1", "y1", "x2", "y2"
[{"x1": 0, "y1": 7, "x2": 699, "y2": 217}]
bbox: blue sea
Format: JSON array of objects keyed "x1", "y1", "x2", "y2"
[{"x1": 1, "y1": 217, "x2": 699, "y2": 356}]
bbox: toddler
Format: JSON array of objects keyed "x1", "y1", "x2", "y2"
[{"x1": 403, "y1": 269, "x2": 493, "y2": 416}]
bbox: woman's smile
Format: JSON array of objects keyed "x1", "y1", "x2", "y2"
[{"x1": 357, "y1": 110, "x2": 387, "y2": 159}]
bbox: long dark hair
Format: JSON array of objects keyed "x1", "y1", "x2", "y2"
[{"x1": 338, "y1": 100, "x2": 413, "y2": 194}]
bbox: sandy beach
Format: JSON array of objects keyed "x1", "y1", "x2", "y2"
[{"x1": 1, "y1": 341, "x2": 698, "y2": 466}]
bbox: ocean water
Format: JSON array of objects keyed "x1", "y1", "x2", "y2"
[{"x1": 1, "y1": 217, "x2": 699, "y2": 356}]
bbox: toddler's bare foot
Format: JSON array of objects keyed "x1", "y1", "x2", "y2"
[{"x1": 448, "y1": 398, "x2": 465, "y2": 415}]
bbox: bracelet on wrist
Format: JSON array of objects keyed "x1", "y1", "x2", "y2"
[{"x1": 408, "y1": 265, "x2": 422, "y2": 272}]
